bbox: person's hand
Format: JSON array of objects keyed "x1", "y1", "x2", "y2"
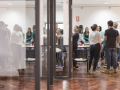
[
  {"x1": 100, "y1": 48, "x2": 102, "y2": 52},
  {"x1": 31, "y1": 40, "x2": 34, "y2": 43},
  {"x1": 81, "y1": 40, "x2": 84, "y2": 42}
]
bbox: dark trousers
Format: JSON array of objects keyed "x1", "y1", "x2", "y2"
[
  {"x1": 101, "y1": 51, "x2": 104, "y2": 59},
  {"x1": 89, "y1": 43, "x2": 100, "y2": 71},
  {"x1": 73, "y1": 50, "x2": 77, "y2": 67}
]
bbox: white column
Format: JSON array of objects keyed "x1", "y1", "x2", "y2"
[{"x1": 63, "y1": 0, "x2": 69, "y2": 45}]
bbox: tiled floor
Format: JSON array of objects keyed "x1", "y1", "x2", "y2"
[{"x1": 1, "y1": 60, "x2": 120, "y2": 90}]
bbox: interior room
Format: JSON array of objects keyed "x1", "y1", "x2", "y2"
[{"x1": 0, "y1": 0, "x2": 120, "y2": 90}]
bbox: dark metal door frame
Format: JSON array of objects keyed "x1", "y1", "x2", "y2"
[
  {"x1": 53, "y1": 0, "x2": 72, "y2": 79},
  {"x1": 35, "y1": 0, "x2": 40, "y2": 90},
  {"x1": 35, "y1": 0, "x2": 72, "y2": 89}
]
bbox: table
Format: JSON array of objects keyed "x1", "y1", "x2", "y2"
[
  {"x1": 77, "y1": 44, "x2": 90, "y2": 56},
  {"x1": 22, "y1": 45, "x2": 35, "y2": 63}
]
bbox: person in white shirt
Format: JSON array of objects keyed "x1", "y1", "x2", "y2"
[
  {"x1": 89, "y1": 24, "x2": 102, "y2": 71},
  {"x1": 10, "y1": 24, "x2": 24, "y2": 74},
  {"x1": 113, "y1": 22, "x2": 120, "y2": 66}
]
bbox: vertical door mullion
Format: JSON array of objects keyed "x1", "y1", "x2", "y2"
[
  {"x1": 69, "y1": 0, "x2": 72, "y2": 79},
  {"x1": 53, "y1": 0, "x2": 56, "y2": 79},
  {"x1": 35, "y1": 0, "x2": 40, "y2": 90},
  {"x1": 47, "y1": 0, "x2": 50, "y2": 89}
]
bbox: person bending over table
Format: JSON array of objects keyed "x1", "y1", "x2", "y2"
[
  {"x1": 73, "y1": 25, "x2": 79, "y2": 69},
  {"x1": 89, "y1": 24, "x2": 102, "y2": 72}
]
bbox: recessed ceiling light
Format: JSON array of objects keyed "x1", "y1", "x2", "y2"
[
  {"x1": 104, "y1": 2, "x2": 110, "y2": 4},
  {"x1": 8, "y1": 3, "x2": 13, "y2": 5},
  {"x1": 98, "y1": 2, "x2": 103, "y2": 4}
]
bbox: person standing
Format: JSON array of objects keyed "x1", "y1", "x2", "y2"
[
  {"x1": 78, "y1": 25, "x2": 84, "y2": 44},
  {"x1": 10, "y1": 24, "x2": 24, "y2": 74},
  {"x1": 83, "y1": 27, "x2": 89, "y2": 43},
  {"x1": 89, "y1": 24, "x2": 102, "y2": 71},
  {"x1": 32, "y1": 25, "x2": 36, "y2": 44},
  {"x1": 58, "y1": 29, "x2": 66, "y2": 68},
  {"x1": 113, "y1": 22, "x2": 120, "y2": 66},
  {"x1": 26, "y1": 27, "x2": 33, "y2": 44},
  {"x1": 102, "y1": 20, "x2": 119, "y2": 74},
  {"x1": 73, "y1": 25, "x2": 79, "y2": 69},
  {"x1": 98, "y1": 26, "x2": 104, "y2": 60},
  {"x1": 0, "y1": 21, "x2": 8, "y2": 70}
]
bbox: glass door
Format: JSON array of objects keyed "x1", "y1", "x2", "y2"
[
  {"x1": 54, "y1": 0, "x2": 71, "y2": 79},
  {"x1": 39, "y1": 0, "x2": 48, "y2": 90},
  {"x1": 0, "y1": 0, "x2": 36, "y2": 90}
]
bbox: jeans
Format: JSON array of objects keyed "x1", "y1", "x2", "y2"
[
  {"x1": 105, "y1": 48, "x2": 117, "y2": 70},
  {"x1": 84, "y1": 41, "x2": 89, "y2": 43},
  {"x1": 118, "y1": 48, "x2": 120, "y2": 62},
  {"x1": 26, "y1": 40, "x2": 31, "y2": 44}
]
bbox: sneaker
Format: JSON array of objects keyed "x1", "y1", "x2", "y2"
[
  {"x1": 102, "y1": 69, "x2": 110, "y2": 74},
  {"x1": 103, "y1": 65, "x2": 107, "y2": 68},
  {"x1": 113, "y1": 70, "x2": 117, "y2": 74},
  {"x1": 96, "y1": 66, "x2": 101, "y2": 70},
  {"x1": 93, "y1": 70, "x2": 98, "y2": 73},
  {"x1": 110, "y1": 67, "x2": 113, "y2": 71}
]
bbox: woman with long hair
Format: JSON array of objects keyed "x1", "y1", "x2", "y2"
[
  {"x1": 26, "y1": 27, "x2": 33, "y2": 44},
  {"x1": 83, "y1": 27, "x2": 89, "y2": 43},
  {"x1": 78, "y1": 25, "x2": 84, "y2": 44},
  {"x1": 10, "y1": 24, "x2": 24, "y2": 74}
]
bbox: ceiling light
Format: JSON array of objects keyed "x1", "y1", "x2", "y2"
[
  {"x1": 98, "y1": 2, "x2": 103, "y2": 4},
  {"x1": 8, "y1": 3, "x2": 13, "y2": 5},
  {"x1": 104, "y1": 2, "x2": 110, "y2": 4},
  {"x1": 56, "y1": 2, "x2": 63, "y2": 4}
]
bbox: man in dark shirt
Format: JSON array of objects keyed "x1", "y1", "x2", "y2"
[{"x1": 102, "y1": 20, "x2": 119, "y2": 74}]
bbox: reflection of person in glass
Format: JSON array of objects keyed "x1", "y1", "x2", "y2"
[
  {"x1": 58, "y1": 29, "x2": 67, "y2": 68},
  {"x1": 32, "y1": 25, "x2": 35, "y2": 44},
  {"x1": 0, "y1": 21, "x2": 9, "y2": 70},
  {"x1": 10, "y1": 24, "x2": 24, "y2": 74},
  {"x1": 26, "y1": 27, "x2": 33, "y2": 44}
]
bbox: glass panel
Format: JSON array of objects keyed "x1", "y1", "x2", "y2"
[
  {"x1": 40, "y1": 0, "x2": 47, "y2": 90},
  {"x1": 0, "y1": 0, "x2": 35, "y2": 90},
  {"x1": 55, "y1": 0, "x2": 69, "y2": 77}
]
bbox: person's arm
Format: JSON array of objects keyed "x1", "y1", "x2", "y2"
[
  {"x1": 72, "y1": 33, "x2": 77, "y2": 38},
  {"x1": 104, "y1": 30, "x2": 107, "y2": 41},
  {"x1": 26, "y1": 33, "x2": 28, "y2": 40},
  {"x1": 27, "y1": 32, "x2": 33, "y2": 41},
  {"x1": 98, "y1": 33, "x2": 102, "y2": 52},
  {"x1": 102, "y1": 31, "x2": 104, "y2": 41},
  {"x1": 80, "y1": 34, "x2": 84, "y2": 41},
  {"x1": 117, "y1": 31, "x2": 119, "y2": 42},
  {"x1": 105, "y1": 36, "x2": 107, "y2": 41},
  {"x1": 83, "y1": 32, "x2": 88, "y2": 40},
  {"x1": 100, "y1": 43, "x2": 102, "y2": 52}
]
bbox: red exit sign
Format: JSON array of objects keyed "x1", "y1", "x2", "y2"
[{"x1": 76, "y1": 16, "x2": 79, "y2": 22}]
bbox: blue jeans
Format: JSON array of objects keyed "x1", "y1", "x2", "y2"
[
  {"x1": 26, "y1": 41, "x2": 31, "y2": 44},
  {"x1": 105, "y1": 48, "x2": 117, "y2": 70},
  {"x1": 118, "y1": 48, "x2": 120, "y2": 62}
]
